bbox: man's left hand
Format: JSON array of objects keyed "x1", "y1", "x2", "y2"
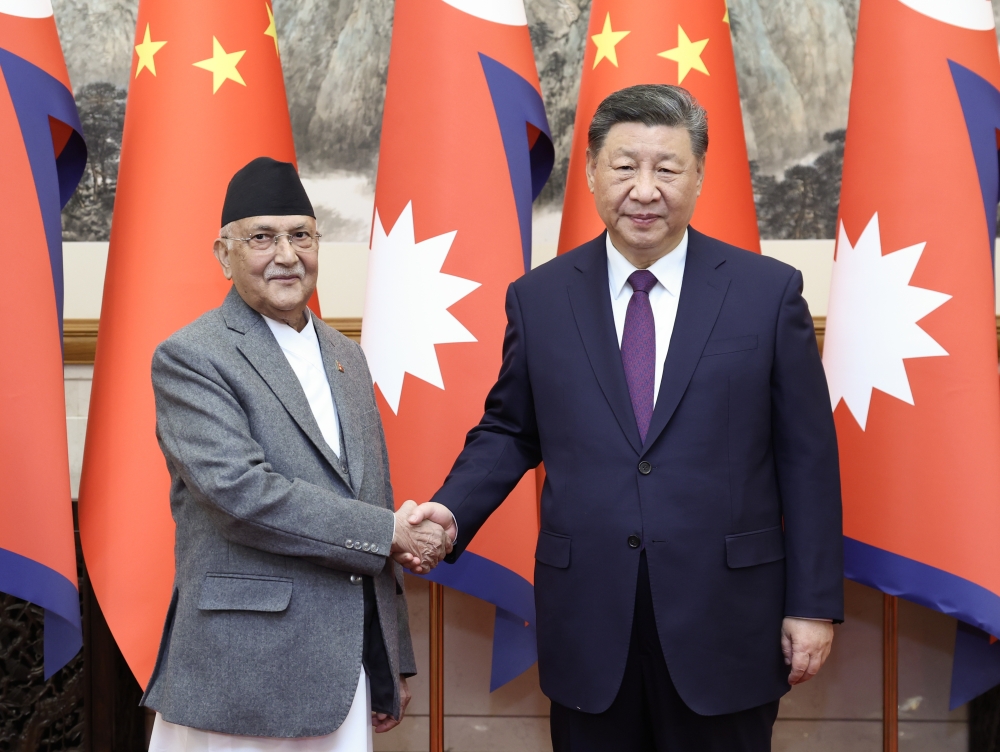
[
  {"x1": 373, "y1": 676, "x2": 411, "y2": 733},
  {"x1": 781, "y1": 617, "x2": 834, "y2": 685}
]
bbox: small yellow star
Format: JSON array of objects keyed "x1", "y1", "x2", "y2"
[
  {"x1": 591, "y1": 13, "x2": 630, "y2": 69},
  {"x1": 193, "y1": 37, "x2": 247, "y2": 94},
  {"x1": 264, "y1": 3, "x2": 279, "y2": 56},
  {"x1": 724, "y1": 3, "x2": 730, "y2": 23},
  {"x1": 657, "y1": 26, "x2": 710, "y2": 84},
  {"x1": 134, "y1": 24, "x2": 166, "y2": 78}
]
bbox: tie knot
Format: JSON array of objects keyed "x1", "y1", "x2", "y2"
[{"x1": 628, "y1": 270, "x2": 658, "y2": 296}]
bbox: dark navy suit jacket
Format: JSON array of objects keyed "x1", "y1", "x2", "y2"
[{"x1": 431, "y1": 229, "x2": 844, "y2": 716}]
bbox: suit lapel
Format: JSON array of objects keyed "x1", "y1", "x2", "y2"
[
  {"x1": 315, "y1": 316, "x2": 365, "y2": 495},
  {"x1": 642, "y1": 230, "x2": 730, "y2": 454},
  {"x1": 567, "y1": 235, "x2": 643, "y2": 455},
  {"x1": 224, "y1": 290, "x2": 353, "y2": 489}
]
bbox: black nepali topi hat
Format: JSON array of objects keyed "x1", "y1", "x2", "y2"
[{"x1": 221, "y1": 156, "x2": 315, "y2": 226}]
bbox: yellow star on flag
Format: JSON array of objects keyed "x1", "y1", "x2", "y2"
[
  {"x1": 264, "y1": 3, "x2": 279, "y2": 56},
  {"x1": 134, "y1": 23, "x2": 167, "y2": 78},
  {"x1": 657, "y1": 26, "x2": 710, "y2": 84},
  {"x1": 591, "y1": 13, "x2": 630, "y2": 69},
  {"x1": 193, "y1": 37, "x2": 247, "y2": 94},
  {"x1": 724, "y1": 3, "x2": 730, "y2": 23}
]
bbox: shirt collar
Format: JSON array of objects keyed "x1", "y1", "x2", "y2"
[
  {"x1": 606, "y1": 230, "x2": 688, "y2": 300},
  {"x1": 263, "y1": 312, "x2": 322, "y2": 364}
]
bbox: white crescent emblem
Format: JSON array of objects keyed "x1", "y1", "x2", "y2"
[
  {"x1": 439, "y1": 0, "x2": 527, "y2": 26},
  {"x1": 0, "y1": 0, "x2": 53, "y2": 18},
  {"x1": 896, "y1": 0, "x2": 995, "y2": 30}
]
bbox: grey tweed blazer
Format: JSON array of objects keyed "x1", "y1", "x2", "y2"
[{"x1": 140, "y1": 287, "x2": 416, "y2": 738}]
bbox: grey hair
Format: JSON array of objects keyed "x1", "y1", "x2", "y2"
[
  {"x1": 219, "y1": 220, "x2": 241, "y2": 251},
  {"x1": 587, "y1": 84, "x2": 708, "y2": 160}
]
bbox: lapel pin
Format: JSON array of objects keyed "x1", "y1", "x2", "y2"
[{"x1": 337, "y1": 361, "x2": 345, "y2": 373}]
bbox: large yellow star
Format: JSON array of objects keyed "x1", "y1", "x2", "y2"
[
  {"x1": 591, "y1": 13, "x2": 630, "y2": 69},
  {"x1": 264, "y1": 3, "x2": 279, "y2": 56},
  {"x1": 134, "y1": 24, "x2": 166, "y2": 78},
  {"x1": 657, "y1": 26, "x2": 710, "y2": 84},
  {"x1": 193, "y1": 37, "x2": 246, "y2": 94}
]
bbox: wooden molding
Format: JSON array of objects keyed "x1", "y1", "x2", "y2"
[
  {"x1": 62, "y1": 318, "x2": 363, "y2": 365},
  {"x1": 64, "y1": 319, "x2": 100, "y2": 365},
  {"x1": 60, "y1": 315, "x2": 999, "y2": 365},
  {"x1": 323, "y1": 318, "x2": 362, "y2": 343}
]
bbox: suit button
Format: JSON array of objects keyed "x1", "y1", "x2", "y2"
[
  {"x1": 346, "y1": 539, "x2": 353, "y2": 547},
  {"x1": 350, "y1": 574, "x2": 362, "y2": 585},
  {"x1": 362, "y1": 543, "x2": 371, "y2": 552},
  {"x1": 371, "y1": 544, "x2": 379, "y2": 554},
  {"x1": 628, "y1": 535, "x2": 641, "y2": 549},
  {"x1": 638, "y1": 461, "x2": 651, "y2": 475}
]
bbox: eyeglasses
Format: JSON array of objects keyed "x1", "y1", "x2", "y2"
[{"x1": 223, "y1": 231, "x2": 323, "y2": 252}]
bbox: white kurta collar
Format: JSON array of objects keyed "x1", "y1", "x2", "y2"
[{"x1": 263, "y1": 312, "x2": 341, "y2": 457}]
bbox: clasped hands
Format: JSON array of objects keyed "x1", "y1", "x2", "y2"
[{"x1": 390, "y1": 500, "x2": 458, "y2": 575}]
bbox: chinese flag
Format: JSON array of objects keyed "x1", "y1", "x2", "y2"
[
  {"x1": 822, "y1": 0, "x2": 1000, "y2": 707},
  {"x1": 0, "y1": 1, "x2": 87, "y2": 678},
  {"x1": 558, "y1": 0, "x2": 758, "y2": 254},
  {"x1": 78, "y1": 0, "x2": 303, "y2": 686},
  {"x1": 362, "y1": 0, "x2": 552, "y2": 690}
]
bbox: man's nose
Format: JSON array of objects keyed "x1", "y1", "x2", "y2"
[
  {"x1": 273, "y1": 235, "x2": 298, "y2": 263},
  {"x1": 629, "y1": 168, "x2": 659, "y2": 203}
]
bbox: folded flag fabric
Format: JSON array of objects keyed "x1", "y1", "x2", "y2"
[
  {"x1": 0, "y1": 0, "x2": 87, "y2": 679},
  {"x1": 362, "y1": 0, "x2": 552, "y2": 691},
  {"x1": 78, "y1": 0, "x2": 303, "y2": 687},
  {"x1": 822, "y1": 0, "x2": 1000, "y2": 709}
]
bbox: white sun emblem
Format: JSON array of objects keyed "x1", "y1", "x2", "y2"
[
  {"x1": 361, "y1": 202, "x2": 481, "y2": 414},
  {"x1": 823, "y1": 213, "x2": 952, "y2": 430}
]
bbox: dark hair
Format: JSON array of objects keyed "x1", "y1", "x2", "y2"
[{"x1": 587, "y1": 84, "x2": 708, "y2": 159}]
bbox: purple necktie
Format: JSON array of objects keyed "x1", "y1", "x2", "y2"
[{"x1": 621, "y1": 270, "x2": 657, "y2": 443}]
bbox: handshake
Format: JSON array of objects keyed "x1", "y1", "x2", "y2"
[{"x1": 389, "y1": 500, "x2": 458, "y2": 575}]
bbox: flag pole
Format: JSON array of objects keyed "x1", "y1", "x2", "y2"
[
  {"x1": 883, "y1": 593, "x2": 898, "y2": 752},
  {"x1": 429, "y1": 582, "x2": 445, "y2": 752}
]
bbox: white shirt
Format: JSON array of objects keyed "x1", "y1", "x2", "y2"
[
  {"x1": 607, "y1": 231, "x2": 688, "y2": 404},
  {"x1": 264, "y1": 314, "x2": 341, "y2": 457},
  {"x1": 149, "y1": 672, "x2": 373, "y2": 751}
]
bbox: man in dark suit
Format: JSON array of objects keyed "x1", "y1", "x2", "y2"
[{"x1": 404, "y1": 85, "x2": 843, "y2": 750}]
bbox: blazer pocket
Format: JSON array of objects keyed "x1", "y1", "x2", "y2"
[
  {"x1": 702, "y1": 335, "x2": 758, "y2": 357},
  {"x1": 198, "y1": 573, "x2": 294, "y2": 612},
  {"x1": 725, "y1": 526, "x2": 785, "y2": 569},
  {"x1": 535, "y1": 530, "x2": 571, "y2": 569}
]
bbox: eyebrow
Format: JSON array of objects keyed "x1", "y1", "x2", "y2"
[
  {"x1": 611, "y1": 148, "x2": 680, "y2": 161},
  {"x1": 247, "y1": 222, "x2": 309, "y2": 232}
]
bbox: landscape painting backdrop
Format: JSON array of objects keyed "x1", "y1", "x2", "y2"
[{"x1": 54, "y1": 0, "x2": 1000, "y2": 243}]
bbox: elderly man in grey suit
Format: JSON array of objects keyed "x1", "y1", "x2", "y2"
[{"x1": 142, "y1": 157, "x2": 451, "y2": 750}]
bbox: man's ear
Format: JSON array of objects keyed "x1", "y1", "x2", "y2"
[
  {"x1": 585, "y1": 149, "x2": 597, "y2": 194},
  {"x1": 695, "y1": 157, "x2": 706, "y2": 197},
  {"x1": 213, "y1": 238, "x2": 233, "y2": 280}
]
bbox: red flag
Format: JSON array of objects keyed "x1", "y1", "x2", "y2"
[
  {"x1": 822, "y1": 0, "x2": 1000, "y2": 706},
  {"x1": 558, "y1": 0, "x2": 758, "y2": 254},
  {"x1": 361, "y1": 0, "x2": 552, "y2": 690},
  {"x1": 0, "y1": 0, "x2": 86, "y2": 678},
  {"x1": 78, "y1": 0, "x2": 305, "y2": 686}
]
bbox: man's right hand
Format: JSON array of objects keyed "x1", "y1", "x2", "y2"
[
  {"x1": 391, "y1": 500, "x2": 452, "y2": 574},
  {"x1": 402, "y1": 501, "x2": 459, "y2": 544}
]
